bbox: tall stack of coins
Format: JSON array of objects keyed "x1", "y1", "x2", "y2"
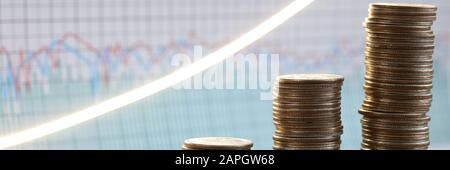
[
  {"x1": 182, "y1": 137, "x2": 253, "y2": 150},
  {"x1": 360, "y1": 3, "x2": 437, "y2": 150},
  {"x1": 272, "y1": 74, "x2": 344, "y2": 150}
]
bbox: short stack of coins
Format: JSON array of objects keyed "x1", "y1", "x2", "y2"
[
  {"x1": 272, "y1": 74, "x2": 344, "y2": 150},
  {"x1": 360, "y1": 3, "x2": 437, "y2": 150},
  {"x1": 182, "y1": 137, "x2": 253, "y2": 150}
]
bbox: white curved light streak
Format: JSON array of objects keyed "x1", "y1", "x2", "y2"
[{"x1": 0, "y1": 0, "x2": 314, "y2": 149}]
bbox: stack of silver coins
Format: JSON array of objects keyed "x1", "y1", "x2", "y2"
[
  {"x1": 360, "y1": 3, "x2": 437, "y2": 150},
  {"x1": 272, "y1": 74, "x2": 344, "y2": 150},
  {"x1": 182, "y1": 137, "x2": 253, "y2": 150}
]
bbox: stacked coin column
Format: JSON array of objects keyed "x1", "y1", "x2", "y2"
[
  {"x1": 360, "y1": 3, "x2": 437, "y2": 150},
  {"x1": 182, "y1": 137, "x2": 253, "y2": 150},
  {"x1": 272, "y1": 74, "x2": 344, "y2": 150}
]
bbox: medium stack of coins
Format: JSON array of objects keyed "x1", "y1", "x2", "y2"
[
  {"x1": 360, "y1": 3, "x2": 437, "y2": 150},
  {"x1": 272, "y1": 74, "x2": 344, "y2": 150},
  {"x1": 182, "y1": 137, "x2": 253, "y2": 150}
]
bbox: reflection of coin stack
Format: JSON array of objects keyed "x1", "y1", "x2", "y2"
[
  {"x1": 182, "y1": 137, "x2": 253, "y2": 150},
  {"x1": 360, "y1": 3, "x2": 437, "y2": 150},
  {"x1": 272, "y1": 74, "x2": 344, "y2": 150}
]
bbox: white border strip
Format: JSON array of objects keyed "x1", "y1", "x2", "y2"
[{"x1": 0, "y1": 0, "x2": 314, "y2": 149}]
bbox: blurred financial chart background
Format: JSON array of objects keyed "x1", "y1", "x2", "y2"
[{"x1": 0, "y1": 0, "x2": 449, "y2": 149}]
